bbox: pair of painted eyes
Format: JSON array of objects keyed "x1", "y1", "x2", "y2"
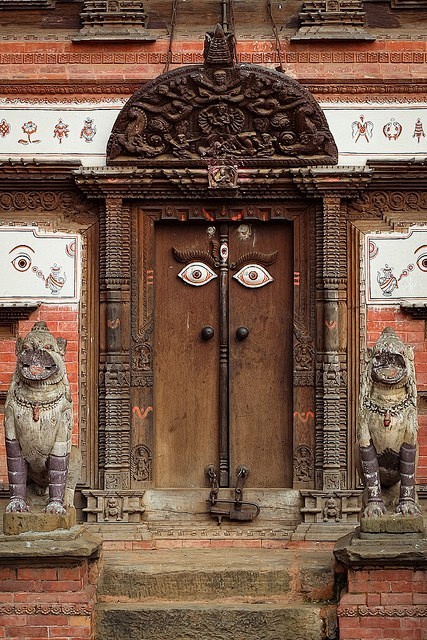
[{"x1": 177, "y1": 262, "x2": 274, "y2": 288}]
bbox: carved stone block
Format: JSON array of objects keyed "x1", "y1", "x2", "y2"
[
  {"x1": 3, "y1": 508, "x2": 76, "y2": 536},
  {"x1": 82, "y1": 490, "x2": 145, "y2": 524}
]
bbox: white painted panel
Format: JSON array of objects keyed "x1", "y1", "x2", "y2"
[
  {"x1": 0, "y1": 100, "x2": 426, "y2": 167},
  {"x1": 365, "y1": 226, "x2": 427, "y2": 304},
  {"x1": 0, "y1": 227, "x2": 81, "y2": 302}
]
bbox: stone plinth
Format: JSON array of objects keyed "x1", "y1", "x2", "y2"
[
  {"x1": 3, "y1": 506, "x2": 76, "y2": 535},
  {"x1": 334, "y1": 528, "x2": 427, "y2": 640},
  {"x1": 360, "y1": 513, "x2": 425, "y2": 535},
  {"x1": 0, "y1": 526, "x2": 102, "y2": 640}
]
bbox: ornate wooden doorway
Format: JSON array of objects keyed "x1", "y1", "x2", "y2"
[{"x1": 154, "y1": 220, "x2": 293, "y2": 489}]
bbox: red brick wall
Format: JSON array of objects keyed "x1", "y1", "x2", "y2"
[
  {"x1": 366, "y1": 307, "x2": 427, "y2": 485},
  {"x1": 338, "y1": 567, "x2": 427, "y2": 640},
  {"x1": 0, "y1": 557, "x2": 98, "y2": 640},
  {"x1": 0, "y1": 40, "x2": 426, "y2": 84},
  {"x1": 0, "y1": 304, "x2": 79, "y2": 486}
]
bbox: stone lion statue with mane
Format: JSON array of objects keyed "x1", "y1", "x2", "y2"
[
  {"x1": 358, "y1": 326, "x2": 420, "y2": 518},
  {"x1": 4, "y1": 321, "x2": 80, "y2": 516}
]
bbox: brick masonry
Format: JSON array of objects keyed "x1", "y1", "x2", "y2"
[
  {"x1": 0, "y1": 530, "x2": 101, "y2": 640},
  {"x1": 0, "y1": 560, "x2": 98, "y2": 640},
  {"x1": 337, "y1": 566, "x2": 427, "y2": 640},
  {"x1": 0, "y1": 41, "x2": 426, "y2": 84}
]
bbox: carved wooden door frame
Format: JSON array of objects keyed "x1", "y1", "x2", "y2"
[{"x1": 74, "y1": 164, "x2": 373, "y2": 528}]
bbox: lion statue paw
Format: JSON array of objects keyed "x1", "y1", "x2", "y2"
[
  {"x1": 5, "y1": 497, "x2": 29, "y2": 513},
  {"x1": 45, "y1": 500, "x2": 67, "y2": 516},
  {"x1": 362, "y1": 499, "x2": 386, "y2": 519},
  {"x1": 395, "y1": 499, "x2": 421, "y2": 517}
]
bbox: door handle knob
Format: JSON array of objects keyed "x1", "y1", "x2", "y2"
[
  {"x1": 236, "y1": 326, "x2": 249, "y2": 341},
  {"x1": 201, "y1": 325, "x2": 215, "y2": 341}
]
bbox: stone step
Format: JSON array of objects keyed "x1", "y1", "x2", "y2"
[
  {"x1": 95, "y1": 602, "x2": 328, "y2": 640},
  {"x1": 98, "y1": 548, "x2": 336, "y2": 602}
]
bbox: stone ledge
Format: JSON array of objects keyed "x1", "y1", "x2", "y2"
[
  {"x1": 0, "y1": 525, "x2": 102, "y2": 560},
  {"x1": 334, "y1": 528, "x2": 427, "y2": 568}
]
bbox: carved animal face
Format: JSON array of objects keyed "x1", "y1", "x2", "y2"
[
  {"x1": 370, "y1": 327, "x2": 408, "y2": 386},
  {"x1": 16, "y1": 321, "x2": 67, "y2": 384}
]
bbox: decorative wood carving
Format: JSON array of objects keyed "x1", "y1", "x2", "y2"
[
  {"x1": 300, "y1": 0, "x2": 366, "y2": 24},
  {"x1": 400, "y1": 302, "x2": 427, "y2": 320},
  {"x1": 298, "y1": 489, "x2": 361, "y2": 524},
  {"x1": 292, "y1": 0, "x2": 374, "y2": 41},
  {"x1": 315, "y1": 196, "x2": 348, "y2": 490},
  {"x1": 129, "y1": 206, "x2": 154, "y2": 488},
  {"x1": 0, "y1": 303, "x2": 40, "y2": 324},
  {"x1": 73, "y1": 0, "x2": 157, "y2": 42},
  {"x1": 82, "y1": 489, "x2": 145, "y2": 523},
  {"x1": 98, "y1": 197, "x2": 132, "y2": 491},
  {"x1": 350, "y1": 191, "x2": 427, "y2": 219},
  {"x1": 2, "y1": 82, "x2": 427, "y2": 104},
  {"x1": 106, "y1": 24, "x2": 337, "y2": 168}
]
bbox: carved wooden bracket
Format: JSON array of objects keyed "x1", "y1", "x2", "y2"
[
  {"x1": 73, "y1": 0, "x2": 157, "y2": 42},
  {"x1": 0, "y1": 303, "x2": 41, "y2": 338},
  {"x1": 400, "y1": 301, "x2": 427, "y2": 320},
  {"x1": 0, "y1": 303, "x2": 40, "y2": 323},
  {"x1": 292, "y1": 0, "x2": 375, "y2": 41}
]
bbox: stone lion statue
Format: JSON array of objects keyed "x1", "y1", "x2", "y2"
[
  {"x1": 4, "y1": 321, "x2": 80, "y2": 516},
  {"x1": 358, "y1": 327, "x2": 420, "y2": 518}
]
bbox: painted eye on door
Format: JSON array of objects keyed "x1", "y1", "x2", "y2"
[
  {"x1": 177, "y1": 262, "x2": 218, "y2": 287},
  {"x1": 233, "y1": 264, "x2": 273, "y2": 288},
  {"x1": 11, "y1": 253, "x2": 32, "y2": 272}
]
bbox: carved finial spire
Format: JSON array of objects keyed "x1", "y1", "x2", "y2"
[{"x1": 203, "y1": 23, "x2": 235, "y2": 67}]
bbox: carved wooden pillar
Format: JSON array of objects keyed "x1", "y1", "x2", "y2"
[
  {"x1": 316, "y1": 195, "x2": 345, "y2": 491},
  {"x1": 98, "y1": 196, "x2": 132, "y2": 491}
]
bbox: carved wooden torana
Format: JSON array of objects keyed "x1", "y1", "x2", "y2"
[{"x1": 107, "y1": 24, "x2": 337, "y2": 168}]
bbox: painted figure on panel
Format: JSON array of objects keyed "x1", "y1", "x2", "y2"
[
  {"x1": 358, "y1": 327, "x2": 420, "y2": 518},
  {"x1": 4, "y1": 321, "x2": 80, "y2": 516}
]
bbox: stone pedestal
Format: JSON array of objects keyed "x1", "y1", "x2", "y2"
[
  {"x1": 0, "y1": 526, "x2": 102, "y2": 640},
  {"x1": 3, "y1": 506, "x2": 76, "y2": 535},
  {"x1": 334, "y1": 524, "x2": 427, "y2": 640}
]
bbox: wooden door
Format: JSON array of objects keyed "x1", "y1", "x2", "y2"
[{"x1": 154, "y1": 221, "x2": 293, "y2": 488}]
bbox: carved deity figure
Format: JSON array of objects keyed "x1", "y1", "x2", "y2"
[
  {"x1": 358, "y1": 327, "x2": 420, "y2": 518},
  {"x1": 4, "y1": 321, "x2": 80, "y2": 516}
]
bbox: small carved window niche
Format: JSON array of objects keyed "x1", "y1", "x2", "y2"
[
  {"x1": 292, "y1": 0, "x2": 376, "y2": 40},
  {"x1": 0, "y1": 303, "x2": 40, "y2": 340},
  {"x1": 400, "y1": 301, "x2": 427, "y2": 321},
  {"x1": 72, "y1": 0, "x2": 157, "y2": 42}
]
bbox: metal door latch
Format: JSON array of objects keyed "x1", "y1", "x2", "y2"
[{"x1": 205, "y1": 464, "x2": 260, "y2": 525}]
